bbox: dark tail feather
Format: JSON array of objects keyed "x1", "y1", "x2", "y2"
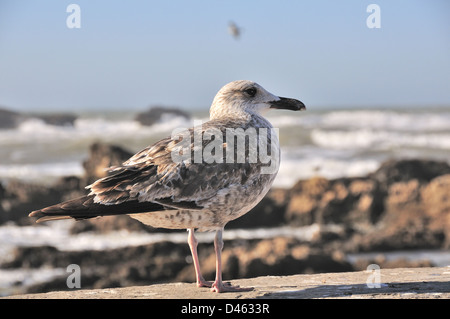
[{"x1": 29, "y1": 195, "x2": 165, "y2": 223}]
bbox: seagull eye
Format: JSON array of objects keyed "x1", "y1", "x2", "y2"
[{"x1": 244, "y1": 88, "x2": 257, "y2": 97}]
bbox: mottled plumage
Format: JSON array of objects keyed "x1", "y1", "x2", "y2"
[{"x1": 29, "y1": 80, "x2": 305, "y2": 292}]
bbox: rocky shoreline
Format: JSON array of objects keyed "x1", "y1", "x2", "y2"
[
  {"x1": 0, "y1": 106, "x2": 191, "y2": 131},
  {"x1": 1, "y1": 142, "x2": 449, "y2": 295}
]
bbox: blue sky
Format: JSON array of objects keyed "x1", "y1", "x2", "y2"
[{"x1": 0, "y1": 0, "x2": 449, "y2": 112}]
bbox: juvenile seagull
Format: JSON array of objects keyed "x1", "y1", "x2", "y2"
[{"x1": 30, "y1": 80, "x2": 305, "y2": 293}]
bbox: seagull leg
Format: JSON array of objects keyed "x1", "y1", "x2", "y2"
[
  {"x1": 211, "y1": 228, "x2": 253, "y2": 293},
  {"x1": 187, "y1": 228, "x2": 212, "y2": 288}
]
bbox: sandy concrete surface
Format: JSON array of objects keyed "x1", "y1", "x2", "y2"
[{"x1": 3, "y1": 267, "x2": 450, "y2": 299}]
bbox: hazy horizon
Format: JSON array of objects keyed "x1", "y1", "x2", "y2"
[{"x1": 3, "y1": 103, "x2": 450, "y2": 116}]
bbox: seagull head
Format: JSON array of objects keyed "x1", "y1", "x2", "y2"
[{"x1": 210, "y1": 80, "x2": 305, "y2": 119}]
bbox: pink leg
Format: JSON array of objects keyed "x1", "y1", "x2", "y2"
[
  {"x1": 187, "y1": 228, "x2": 212, "y2": 288},
  {"x1": 211, "y1": 228, "x2": 253, "y2": 293}
]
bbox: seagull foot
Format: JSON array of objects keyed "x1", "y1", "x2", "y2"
[
  {"x1": 211, "y1": 281, "x2": 254, "y2": 293},
  {"x1": 197, "y1": 279, "x2": 213, "y2": 288}
]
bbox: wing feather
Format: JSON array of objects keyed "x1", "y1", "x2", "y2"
[{"x1": 87, "y1": 118, "x2": 264, "y2": 209}]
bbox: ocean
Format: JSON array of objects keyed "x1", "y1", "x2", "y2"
[
  {"x1": 1, "y1": 107, "x2": 449, "y2": 188},
  {"x1": 1, "y1": 106, "x2": 450, "y2": 295}
]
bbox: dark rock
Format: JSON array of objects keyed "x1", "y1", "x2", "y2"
[
  {"x1": 135, "y1": 106, "x2": 190, "y2": 126},
  {"x1": 0, "y1": 180, "x2": 67, "y2": 225},
  {"x1": 0, "y1": 108, "x2": 25, "y2": 129},
  {"x1": 3, "y1": 245, "x2": 60, "y2": 268},
  {"x1": 34, "y1": 113, "x2": 77, "y2": 126},
  {"x1": 286, "y1": 177, "x2": 384, "y2": 227},
  {"x1": 0, "y1": 141, "x2": 162, "y2": 230},
  {"x1": 286, "y1": 177, "x2": 330, "y2": 226},
  {"x1": 347, "y1": 174, "x2": 450, "y2": 252},
  {"x1": 421, "y1": 174, "x2": 450, "y2": 248},
  {"x1": 82, "y1": 142, "x2": 134, "y2": 184},
  {"x1": 283, "y1": 159, "x2": 450, "y2": 252},
  {"x1": 369, "y1": 159, "x2": 450, "y2": 191},
  {"x1": 0, "y1": 108, "x2": 78, "y2": 129},
  {"x1": 0, "y1": 175, "x2": 85, "y2": 225}
]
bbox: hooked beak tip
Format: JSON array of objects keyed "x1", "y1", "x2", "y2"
[{"x1": 270, "y1": 97, "x2": 306, "y2": 111}]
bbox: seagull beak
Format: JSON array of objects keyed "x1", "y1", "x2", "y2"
[{"x1": 270, "y1": 97, "x2": 306, "y2": 111}]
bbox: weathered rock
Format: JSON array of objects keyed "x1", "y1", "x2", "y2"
[
  {"x1": 135, "y1": 106, "x2": 190, "y2": 126},
  {"x1": 286, "y1": 176, "x2": 384, "y2": 228},
  {"x1": 0, "y1": 180, "x2": 65, "y2": 225},
  {"x1": 421, "y1": 174, "x2": 450, "y2": 248},
  {"x1": 369, "y1": 159, "x2": 450, "y2": 190},
  {"x1": 82, "y1": 142, "x2": 134, "y2": 184},
  {"x1": 279, "y1": 159, "x2": 450, "y2": 252},
  {"x1": 0, "y1": 175, "x2": 85, "y2": 225},
  {"x1": 347, "y1": 174, "x2": 450, "y2": 252},
  {"x1": 34, "y1": 113, "x2": 77, "y2": 126},
  {"x1": 0, "y1": 108, "x2": 79, "y2": 130},
  {"x1": 1, "y1": 143, "x2": 134, "y2": 225},
  {"x1": 286, "y1": 177, "x2": 329, "y2": 226},
  {"x1": 0, "y1": 108, "x2": 25, "y2": 129}
]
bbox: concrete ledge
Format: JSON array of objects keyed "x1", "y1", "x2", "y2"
[{"x1": 3, "y1": 267, "x2": 450, "y2": 299}]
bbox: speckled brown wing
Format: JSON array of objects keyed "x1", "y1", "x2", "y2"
[{"x1": 87, "y1": 118, "x2": 264, "y2": 208}]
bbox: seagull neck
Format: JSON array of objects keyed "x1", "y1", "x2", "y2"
[
  {"x1": 247, "y1": 110, "x2": 273, "y2": 128},
  {"x1": 209, "y1": 108, "x2": 251, "y2": 121}
]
